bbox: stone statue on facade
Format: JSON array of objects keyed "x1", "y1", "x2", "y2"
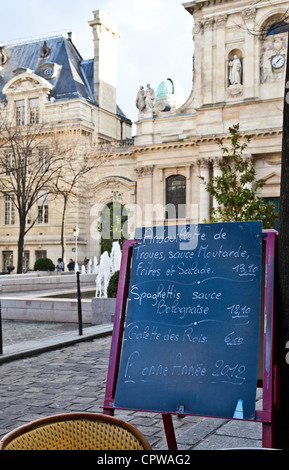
[
  {"x1": 144, "y1": 83, "x2": 155, "y2": 111},
  {"x1": 229, "y1": 55, "x2": 242, "y2": 85},
  {"x1": 136, "y1": 86, "x2": 146, "y2": 112},
  {"x1": 136, "y1": 83, "x2": 155, "y2": 113}
]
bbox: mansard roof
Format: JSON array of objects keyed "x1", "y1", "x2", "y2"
[{"x1": 0, "y1": 35, "x2": 129, "y2": 120}]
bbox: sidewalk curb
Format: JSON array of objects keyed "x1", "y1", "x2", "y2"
[{"x1": 0, "y1": 323, "x2": 113, "y2": 364}]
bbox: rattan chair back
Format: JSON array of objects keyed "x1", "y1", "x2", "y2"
[{"x1": 0, "y1": 412, "x2": 152, "y2": 450}]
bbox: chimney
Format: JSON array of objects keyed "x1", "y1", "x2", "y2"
[{"x1": 89, "y1": 10, "x2": 121, "y2": 114}]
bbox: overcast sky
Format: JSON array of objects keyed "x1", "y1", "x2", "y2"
[{"x1": 1, "y1": 0, "x2": 194, "y2": 133}]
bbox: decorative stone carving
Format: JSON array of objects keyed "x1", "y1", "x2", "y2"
[
  {"x1": 203, "y1": 17, "x2": 214, "y2": 31},
  {"x1": 242, "y1": 7, "x2": 256, "y2": 22},
  {"x1": 136, "y1": 86, "x2": 145, "y2": 112},
  {"x1": 135, "y1": 165, "x2": 154, "y2": 177},
  {"x1": 192, "y1": 22, "x2": 202, "y2": 36},
  {"x1": 227, "y1": 51, "x2": 243, "y2": 99},
  {"x1": 214, "y1": 14, "x2": 228, "y2": 28},
  {"x1": 260, "y1": 35, "x2": 287, "y2": 83},
  {"x1": 136, "y1": 84, "x2": 155, "y2": 114},
  {"x1": 144, "y1": 84, "x2": 155, "y2": 111},
  {"x1": 227, "y1": 84, "x2": 243, "y2": 99},
  {"x1": 197, "y1": 158, "x2": 211, "y2": 169},
  {"x1": 229, "y1": 55, "x2": 242, "y2": 86}
]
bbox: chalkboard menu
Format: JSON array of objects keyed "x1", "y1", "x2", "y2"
[{"x1": 114, "y1": 222, "x2": 262, "y2": 420}]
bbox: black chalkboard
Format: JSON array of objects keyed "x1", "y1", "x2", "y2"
[{"x1": 114, "y1": 222, "x2": 263, "y2": 420}]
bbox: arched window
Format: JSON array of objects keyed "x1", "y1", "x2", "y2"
[
  {"x1": 166, "y1": 175, "x2": 186, "y2": 219},
  {"x1": 267, "y1": 20, "x2": 289, "y2": 36},
  {"x1": 100, "y1": 201, "x2": 128, "y2": 253}
]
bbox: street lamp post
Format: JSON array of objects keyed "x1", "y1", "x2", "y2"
[
  {"x1": 73, "y1": 226, "x2": 79, "y2": 267},
  {"x1": 73, "y1": 226, "x2": 82, "y2": 336}
]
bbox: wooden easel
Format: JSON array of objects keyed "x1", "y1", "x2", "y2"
[{"x1": 103, "y1": 230, "x2": 278, "y2": 449}]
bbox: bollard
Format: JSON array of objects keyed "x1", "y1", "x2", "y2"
[{"x1": 76, "y1": 272, "x2": 83, "y2": 336}]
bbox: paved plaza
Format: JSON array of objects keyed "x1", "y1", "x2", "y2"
[{"x1": 0, "y1": 320, "x2": 264, "y2": 450}]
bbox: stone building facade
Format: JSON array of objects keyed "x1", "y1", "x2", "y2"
[
  {"x1": 130, "y1": 0, "x2": 287, "y2": 229},
  {"x1": 0, "y1": 0, "x2": 287, "y2": 271},
  {"x1": 0, "y1": 11, "x2": 132, "y2": 271},
  {"x1": 95, "y1": 0, "x2": 286, "y2": 254}
]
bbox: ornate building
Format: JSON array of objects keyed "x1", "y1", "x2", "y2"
[
  {"x1": 0, "y1": 1, "x2": 287, "y2": 271},
  {"x1": 129, "y1": 0, "x2": 287, "y2": 228},
  {"x1": 95, "y1": 0, "x2": 287, "y2": 251},
  {"x1": 0, "y1": 11, "x2": 132, "y2": 271}
]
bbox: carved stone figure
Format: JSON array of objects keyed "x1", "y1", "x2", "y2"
[
  {"x1": 136, "y1": 86, "x2": 145, "y2": 112},
  {"x1": 229, "y1": 55, "x2": 242, "y2": 85},
  {"x1": 144, "y1": 83, "x2": 155, "y2": 111},
  {"x1": 136, "y1": 84, "x2": 156, "y2": 113}
]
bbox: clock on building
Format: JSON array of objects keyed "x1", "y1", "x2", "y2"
[{"x1": 271, "y1": 54, "x2": 285, "y2": 69}]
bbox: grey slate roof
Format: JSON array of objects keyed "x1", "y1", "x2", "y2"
[{"x1": 0, "y1": 35, "x2": 130, "y2": 121}]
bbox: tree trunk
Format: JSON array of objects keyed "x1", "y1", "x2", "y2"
[
  {"x1": 17, "y1": 218, "x2": 25, "y2": 274},
  {"x1": 61, "y1": 195, "x2": 68, "y2": 263},
  {"x1": 274, "y1": 36, "x2": 289, "y2": 449}
]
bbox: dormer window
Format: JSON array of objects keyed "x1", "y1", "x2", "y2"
[{"x1": 39, "y1": 62, "x2": 61, "y2": 80}]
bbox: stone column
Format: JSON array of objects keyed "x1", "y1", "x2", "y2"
[
  {"x1": 203, "y1": 18, "x2": 214, "y2": 105},
  {"x1": 243, "y1": 8, "x2": 257, "y2": 100},
  {"x1": 135, "y1": 165, "x2": 154, "y2": 228},
  {"x1": 198, "y1": 159, "x2": 211, "y2": 222},
  {"x1": 212, "y1": 157, "x2": 222, "y2": 209},
  {"x1": 214, "y1": 15, "x2": 227, "y2": 103},
  {"x1": 192, "y1": 21, "x2": 203, "y2": 109}
]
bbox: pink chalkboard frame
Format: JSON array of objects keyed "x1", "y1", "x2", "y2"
[{"x1": 103, "y1": 230, "x2": 278, "y2": 450}]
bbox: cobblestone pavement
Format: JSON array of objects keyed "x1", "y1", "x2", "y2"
[
  {"x1": 0, "y1": 321, "x2": 204, "y2": 450},
  {"x1": 0, "y1": 320, "x2": 266, "y2": 450},
  {"x1": 2, "y1": 320, "x2": 90, "y2": 346}
]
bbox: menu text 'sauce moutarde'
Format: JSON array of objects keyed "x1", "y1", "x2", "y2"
[{"x1": 114, "y1": 222, "x2": 262, "y2": 420}]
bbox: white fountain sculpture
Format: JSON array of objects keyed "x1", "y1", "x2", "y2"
[
  {"x1": 110, "y1": 241, "x2": 121, "y2": 274},
  {"x1": 94, "y1": 241, "x2": 122, "y2": 298},
  {"x1": 95, "y1": 250, "x2": 113, "y2": 298},
  {"x1": 87, "y1": 258, "x2": 93, "y2": 274},
  {"x1": 75, "y1": 262, "x2": 80, "y2": 273},
  {"x1": 93, "y1": 256, "x2": 98, "y2": 274}
]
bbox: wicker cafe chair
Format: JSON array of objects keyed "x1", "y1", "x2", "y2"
[{"x1": 0, "y1": 412, "x2": 152, "y2": 450}]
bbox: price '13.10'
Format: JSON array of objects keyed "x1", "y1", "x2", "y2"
[{"x1": 232, "y1": 264, "x2": 258, "y2": 276}]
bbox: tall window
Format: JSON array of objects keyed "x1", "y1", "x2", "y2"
[
  {"x1": 166, "y1": 175, "x2": 186, "y2": 219},
  {"x1": 38, "y1": 148, "x2": 49, "y2": 173},
  {"x1": 5, "y1": 152, "x2": 15, "y2": 175},
  {"x1": 37, "y1": 192, "x2": 49, "y2": 224},
  {"x1": 15, "y1": 98, "x2": 40, "y2": 125},
  {"x1": 2, "y1": 251, "x2": 13, "y2": 271},
  {"x1": 37, "y1": 204, "x2": 49, "y2": 224},
  {"x1": 4, "y1": 194, "x2": 15, "y2": 225},
  {"x1": 23, "y1": 252, "x2": 30, "y2": 271},
  {"x1": 15, "y1": 100, "x2": 25, "y2": 125},
  {"x1": 29, "y1": 98, "x2": 39, "y2": 124}
]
